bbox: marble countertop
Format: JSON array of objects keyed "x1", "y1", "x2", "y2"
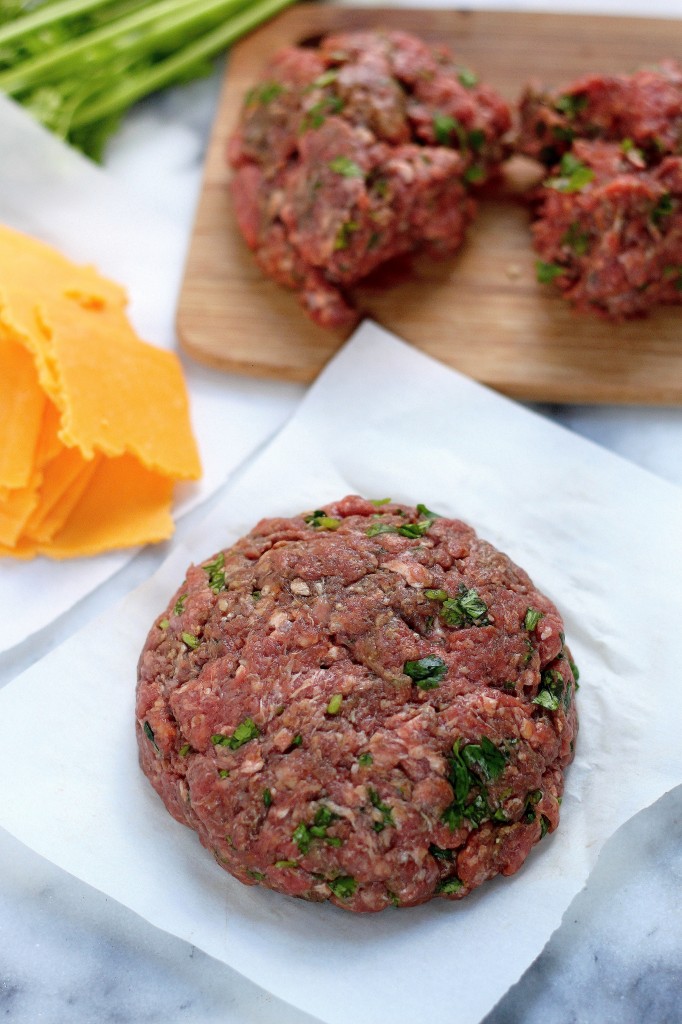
[{"x1": 2, "y1": 4, "x2": 682, "y2": 1021}]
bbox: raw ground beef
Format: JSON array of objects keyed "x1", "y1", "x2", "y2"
[
  {"x1": 228, "y1": 30, "x2": 511, "y2": 329},
  {"x1": 136, "y1": 496, "x2": 578, "y2": 914},
  {"x1": 515, "y1": 62, "x2": 682, "y2": 317},
  {"x1": 516, "y1": 60, "x2": 682, "y2": 167},
  {"x1": 532, "y1": 140, "x2": 682, "y2": 317}
]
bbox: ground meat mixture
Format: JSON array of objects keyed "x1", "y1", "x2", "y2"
[
  {"x1": 516, "y1": 60, "x2": 682, "y2": 167},
  {"x1": 515, "y1": 62, "x2": 682, "y2": 317},
  {"x1": 136, "y1": 496, "x2": 578, "y2": 914},
  {"x1": 228, "y1": 30, "x2": 511, "y2": 329}
]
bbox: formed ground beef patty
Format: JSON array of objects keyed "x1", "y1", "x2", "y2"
[
  {"x1": 516, "y1": 60, "x2": 682, "y2": 168},
  {"x1": 228, "y1": 30, "x2": 511, "y2": 329},
  {"x1": 532, "y1": 140, "x2": 682, "y2": 317},
  {"x1": 136, "y1": 496, "x2": 578, "y2": 914},
  {"x1": 515, "y1": 62, "x2": 682, "y2": 317}
]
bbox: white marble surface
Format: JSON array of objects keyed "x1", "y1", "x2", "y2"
[{"x1": 2, "y1": 4, "x2": 682, "y2": 1021}]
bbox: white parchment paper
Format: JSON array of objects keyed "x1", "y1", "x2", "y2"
[
  {"x1": 1, "y1": 322, "x2": 681, "y2": 1024},
  {"x1": 0, "y1": 95, "x2": 302, "y2": 651}
]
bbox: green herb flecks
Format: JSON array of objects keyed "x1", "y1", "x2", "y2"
[
  {"x1": 464, "y1": 164, "x2": 485, "y2": 185},
  {"x1": 403, "y1": 655, "x2": 448, "y2": 690},
  {"x1": 211, "y1": 717, "x2": 261, "y2": 750},
  {"x1": 293, "y1": 805, "x2": 341, "y2": 853},
  {"x1": 369, "y1": 497, "x2": 391, "y2": 506},
  {"x1": 358, "y1": 752, "x2": 373, "y2": 767},
  {"x1": 246, "y1": 80, "x2": 284, "y2": 106},
  {"x1": 540, "y1": 814, "x2": 551, "y2": 838},
  {"x1": 328, "y1": 875, "x2": 357, "y2": 899},
  {"x1": 143, "y1": 720, "x2": 158, "y2": 751},
  {"x1": 181, "y1": 631, "x2": 200, "y2": 650},
  {"x1": 524, "y1": 608, "x2": 544, "y2": 631},
  {"x1": 263, "y1": 788, "x2": 272, "y2": 807},
  {"x1": 202, "y1": 551, "x2": 227, "y2": 593},
  {"x1": 429, "y1": 843, "x2": 454, "y2": 861},
  {"x1": 523, "y1": 788, "x2": 543, "y2": 824},
  {"x1": 247, "y1": 869, "x2": 265, "y2": 881},
  {"x1": 457, "y1": 67, "x2": 478, "y2": 89},
  {"x1": 219, "y1": 769, "x2": 230, "y2": 778},
  {"x1": 304, "y1": 509, "x2": 341, "y2": 530},
  {"x1": 329, "y1": 155, "x2": 364, "y2": 178},
  {"x1": 326, "y1": 693, "x2": 343, "y2": 715},
  {"x1": 554, "y1": 93, "x2": 588, "y2": 119},
  {"x1": 301, "y1": 92, "x2": 344, "y2": 131},
  {"x1": 428, "y1": 584, "x2": 489, "y2": 628},
  {"x1": 532, "y1": 669, "x2": 567, "y2": 712},
  {"x1": 536, "y1": 260, "x2": 565, "y2": 284},
  {"x1": 441, "y1": 736, "x2": 509, "y2": 830},
  {"x1": 437, "y1": 876, "x2": 464, "y2": 894},
  {"x1": 173, "y1": 593, "x2": 187, "y2": 615},
  {"x1": 545, "y1": 152, "x2": 595, "y2": 193},
  {"x1": 562, "y1": 222, "x2": 590, "y2": 256},
  {"x1": 178, "y1": 743, "x2": 192, "y2": 757},
  {"x1": 159, "y1": 617, "x2": 169, "y2": 631},
  {"x1": 651, "y1": 192, "x2": 674, "y2": 227},
  {"x1": 433, "y1": 113, "x2": 467, "y2": 148},
  {"x1": 368, "y1": 787, "x2": 395, "y2": 832},
  {"x1": 333, "y1": 220, "x2": 359, "y2": 251},
  {"x1": 366, "y1": 502, "x2": 438, "y2": 539},
  {"x1": 274, "y1": 859, "x2": 298, "y2": 869}
]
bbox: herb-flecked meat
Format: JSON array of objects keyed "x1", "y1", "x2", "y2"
[
  {"x1": 532, "y1": 140, "x2": 682, "y2": 316},
  {"x1": 136, "y1": 496, "x2": 578, "y2": 914},
  {"x1": 228, "y1": 30, "x2": 511, "y2": 329}
]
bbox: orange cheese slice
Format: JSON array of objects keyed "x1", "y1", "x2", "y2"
[{"x1": 0, "y1": 224, "x2": 202, "y2": 560}]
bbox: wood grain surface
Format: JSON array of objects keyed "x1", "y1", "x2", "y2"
[{"x1": 177, "y1": 5, "x2": 682, "y2": 403}]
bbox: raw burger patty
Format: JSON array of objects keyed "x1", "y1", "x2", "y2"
[
  {"x1": 136, "y1": 496, "x2": 578, "y2": 914},
  {"x1": 228, "y1": 30, "x2": 511, "y2": 329}
]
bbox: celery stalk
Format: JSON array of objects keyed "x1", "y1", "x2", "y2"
[
  {"x1": 70, "y1": 0, "x2": 295, "y2": 128},
  {"x1": 0, "y1": 0, "x2": 242, "y2": 94}
]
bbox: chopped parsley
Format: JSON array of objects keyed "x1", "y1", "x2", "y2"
[
  {"x1": 328, "y1": 875, "x2": 357, "y2": 899},
  {"x1": 274, "y1": 859, "x2": 298, "y2": 869},
  {"x1": 358, "y1": 752, "x2": 373, "y2": 767},
  {"x1": 540, "y1": 815, "x2": 551, "y2": 839},
  {"x1": 464, "y1": 164, "x2": 485, "y2": 184},
  {"x1": 368, "y1": 787, "x2": 395, "y2": 832},
  {"x1": 291, "y1": 733, "x2": 303, "y2": 747},
  {"x1": 251, "y1": 590, "x2": 262, "y2": 602},
  {"x1": 569, "y1": 659, "x2": 580, "y2": 683},
  {"x1": 311, "y1": 69, "x2": 339, "y2": 89},
  {"x1": 246, "y1": 869, "x2": 265, "y2": 881},
  {"x1": 562, "y1": 222, "x2": 590, "y2": 256},
  {"x1": 524, "y1": 607, "x2": 544, "y2": 631},
  {"x1": 219, "y1": 769, "x2": 230, "y2": 778},
  {"x1": 301, "y1": 93, "x2": 344, "y2": 131},
  {"x1": 523, "y1": 788, "x2": 543, "y2": 823},
  {"x1": 326, "y1": 693, "x2": 343, "y2": 715},
  {"x1": 143, "y1": 720, "x2": 158, "y2": 750},
  {"x1": 178, "y1": 743, "x2": 191, "y2": 757},
  {"x1": 545, "y1": 152, "x2": 595, "y2": 193},
  {"x1": 651, "y1": 192, "x2": 674, "y2": 227},
  {"x1": 263, "y1": 788, "x2": 272, "y2": 807},
  {"x1": 458, "y1": 68, "x2": 478, "y2": 89},
  {"x1": 173, "y1": 594, "x2": 187, "y2": 615},
  {"x1": 536, "y1": 260, "x2": 565, "y2": 284},
  {"x1": 202, "y1": 552, "x2": 227, "y2": 593},
  {"x1": 554, "y1": 92, "x2": 588, "y2": 119},
  {"x1": 304, "y1": 509, "x2": 341, "y2": 530},
  {"x1": 429, "y1": 843, "x2": 454, "y2": 861},
  {"x1": 441, "y1": 736, "x2": 509, "y2": 830},
  {"x1": 437, "y1": 877, "x2": 464, "y2": 894},
  {"x1": 424, "y1": 588, "x2": 448, "y2": 601},
  {"x1": 532, "y1": 669, "x2": 566, "y2": 711},
  {"x1": 370, "y1": 497, "x2": 391, "y2": 506},
  {"x1": 211, "y1": 717, "x2": 261, "y2": 750},
  {"x1": 366, "y1": 503, "x2": 438, "y2": 539},
  {"x1": 293, "y1": 805, "x2": 341, "y2": 852},
  {"x1": 181, "y1": 631, "x2": 200, "y2": 650},
  {"x1": 433, "y1": 113, "x2": 466, "y2": 148},
  {"x1": 159, "y1": 617, "x2": 169, "y2": 631},
  {"x1": 329, "y1": 155, "x2": 364, "y2": 177},
  {"x1": 403, "y1": 655, "x2": 448, "y2": 690},
  {"x1": 333, "y1": 220, "x2": 359, "y2": 251},
  {"x1": 416, "y1": 503, "x2": 439, "y2": 519},
  {"x1": 245, "y1": 81, "x2": 284, "y2": 106},
  {"x1": 437, "y1": 584, "x2": 489, "y2": 628}
]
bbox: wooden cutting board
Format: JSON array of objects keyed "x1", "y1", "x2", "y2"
[{"x1": 177, "y1": 5, "x2": 682, "y2": 404}]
